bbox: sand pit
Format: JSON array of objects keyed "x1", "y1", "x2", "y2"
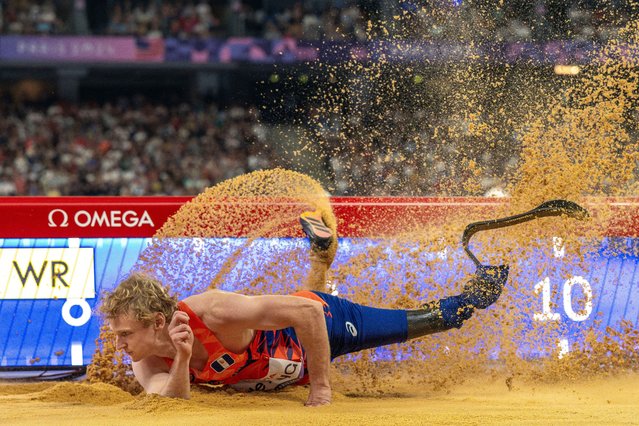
[{"x1": 1, "y1": 373, "x2": 638, "y2": 425}]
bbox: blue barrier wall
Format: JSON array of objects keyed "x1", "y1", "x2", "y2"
[{"x1": 0, "y1": 237, "x2": 637, "y2": 368}]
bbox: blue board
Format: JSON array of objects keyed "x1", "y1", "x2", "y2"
[{"x1": 0, "y1": 237, "x2": 637, "y2": 368}]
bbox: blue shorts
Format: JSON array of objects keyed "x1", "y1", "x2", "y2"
[{"x1": 310, "y1": 291, "x2": 408, "y2": 359}]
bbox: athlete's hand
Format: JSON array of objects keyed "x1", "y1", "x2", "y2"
[
  {"x1": 305, "y1": 383, "x2": 332, "y2": 407},
  {"x1": 168, "y1": 311, "x2": 193, "y2": 359}
]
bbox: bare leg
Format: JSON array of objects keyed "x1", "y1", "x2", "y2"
[
  {"x1": 300, "y1": 210, "x2": 336, "y2": 292},
  {"x1": 305, "y1": 251, "x2": 331, "y2": 291}
]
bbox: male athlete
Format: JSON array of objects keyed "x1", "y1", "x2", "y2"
[{"x1": 102, "y1": 211, "x2": 508, "y2": 406}]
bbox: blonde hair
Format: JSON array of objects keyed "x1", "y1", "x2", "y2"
[{"x1": 100, "y1": 272, "x2": 178, "y2": 326}]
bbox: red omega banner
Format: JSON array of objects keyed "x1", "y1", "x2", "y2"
[{"x1": 0, "y1": 197, "x2": 637, "y2": 238}]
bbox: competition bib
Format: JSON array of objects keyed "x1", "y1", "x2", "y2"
[{"x1": 231, "y1": 358, "x2": 305, "y2": 391}]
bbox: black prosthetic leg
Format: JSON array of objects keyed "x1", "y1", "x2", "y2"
[
  {"x1": 406, "y1": 265, "x2": 509, "y2": 340},
  {"x1": 407, "y1": 300, "x2": 472, "y2": 339},
  {"x1": 407, "y1": 199, "x2": 587, "y2": 340}
]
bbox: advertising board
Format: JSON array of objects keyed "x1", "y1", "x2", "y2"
[{"x1": 0, "y1": 197, "x2": 637, "y2": 369}]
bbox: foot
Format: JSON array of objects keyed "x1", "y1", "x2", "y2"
[
  {"x1": 299, "y1": 210, "x2": 334, "y2": 251},
  {"x1": 461, "y1": 264, "x2": 509, "y2": 309}
]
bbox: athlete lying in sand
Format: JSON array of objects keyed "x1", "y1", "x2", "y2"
[{"x1": 101, "y1": 211, "x2": 508, "y2": 406}]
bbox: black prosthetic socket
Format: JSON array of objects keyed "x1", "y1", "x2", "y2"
[
  {"x1": 406, "y1": 264, "x2": 507, "y2": 340},
  {"x1": 406, "y1": 296, "x2": 474, "y2": 340},
  {"x1": 407, "y1": 301, "x2": 449, "y2": 339}
]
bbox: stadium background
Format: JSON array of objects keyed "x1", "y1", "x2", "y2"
[
  {"x1": 0, "y1": 1, "x2": 638, "y2": 424},
  {"x1": 2, "y1": 0, "x2": 634, "y2": 198}
]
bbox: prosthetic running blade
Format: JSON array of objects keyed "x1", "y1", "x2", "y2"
[{"x1": 462, "y1": 199, "x2": 589, "y2": 267}]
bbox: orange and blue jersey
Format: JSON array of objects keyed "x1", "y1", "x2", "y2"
[{"x1": 164, "y1": 290, "x2": 408, "y2": 391}]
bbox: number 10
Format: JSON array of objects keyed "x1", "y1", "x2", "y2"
[{"x1": 533, "y1": 276, "x2": 593, "y2": 322}]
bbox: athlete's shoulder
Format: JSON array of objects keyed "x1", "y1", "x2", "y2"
[
  {"x1": 181, "y1": 289, "x2": 241, "y2": 325},
  {"x1": 182, "y1": 289, "x2": 232, "y2": 308}
]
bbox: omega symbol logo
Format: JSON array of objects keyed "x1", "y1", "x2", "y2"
[
  {"x1": 345, "y1": 321, "x2": 358, "y2": 337},
  {"x1": 48, "y1": 209, "x2": 69, "y2": 227}
]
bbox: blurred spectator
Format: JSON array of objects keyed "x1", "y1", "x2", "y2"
[{"x1": 1, "y1": 0, "x2": 63, "y2": 34}]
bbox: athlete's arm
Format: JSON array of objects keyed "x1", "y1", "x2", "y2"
[
  {"x1": 132, "y1": 311, "x2": 194, "y2": 399},
  {"x1": 204, "y1": 292, "x2": 332, "y2": 406}
]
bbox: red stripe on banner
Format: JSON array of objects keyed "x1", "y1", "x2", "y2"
[{"x1": 0, "y1": 197, "x2": 636, "y2": 238}]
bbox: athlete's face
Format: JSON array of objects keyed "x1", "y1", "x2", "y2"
[{"x1": 109, "y1": 312, "x2": 162, "y2": 362}]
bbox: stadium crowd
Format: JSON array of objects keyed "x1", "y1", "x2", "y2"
[
  {"x1": 0, "y1": 0, "x2": 632, "y2": 42},
  {"x1": 0, "y1": 99, "x2": 274, "y2": 196},
  {"x1": 0, "y1": 96, "x2": 514, "y2": 197}
]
